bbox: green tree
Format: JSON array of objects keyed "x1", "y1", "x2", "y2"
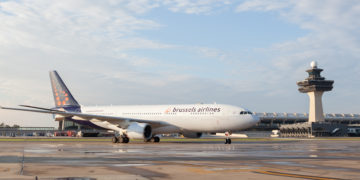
[{"x1": 12, "y1": 124, "x2": 20, "y2": 128}]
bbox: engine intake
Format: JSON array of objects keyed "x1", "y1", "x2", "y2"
[{"x1": 126, "y1": 122, "x2": 152, "y2": 140}]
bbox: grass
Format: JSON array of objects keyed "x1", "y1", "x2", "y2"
[
  {"x1": 160, "y1": 138, "x2": 295, "y2": 142},
  {"x1": 0, "y1": 137, "x2": 359, "y2": 142},
  {"x1": 0, "y1": 138, "x2": 111, "y2": 142},
  {"x1": 0, "y1": 137, "x2": 295, "y2": 142}
]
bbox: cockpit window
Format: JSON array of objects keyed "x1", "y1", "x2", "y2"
[{"x1": 240, "y1": 111, "x2": 253, "y2": 115}]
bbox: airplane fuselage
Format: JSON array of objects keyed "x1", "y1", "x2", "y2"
[{"x1": 81, "y1": 104, "x2": 259, "y2": 134}]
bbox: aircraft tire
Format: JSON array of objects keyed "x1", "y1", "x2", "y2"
[
  {"x1": 112, "y1": 136, "x2": 119, "y2": 143},
  {"x1": 228, "y1": 139, "x2": 232, "y2": 144},
  {"x1": 153, "y1": 136, "x2": 160, "y2": 143},
  {"x1": 118, "y1": 136, "x2": 124, "y2": 143},
  {"x1": 123, "y1": 137, "x2": 129, "y2": 143}
]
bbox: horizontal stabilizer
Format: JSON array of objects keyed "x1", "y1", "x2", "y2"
[{"x1": 19, "y1": 105, "x2": 64, "y2": 112}]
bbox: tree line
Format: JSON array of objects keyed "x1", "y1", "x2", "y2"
[{"x1": 0, "y1": 123, "x2": 20, "y2": 128}]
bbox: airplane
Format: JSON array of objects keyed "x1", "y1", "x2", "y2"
[{"x1": 0, "y1": 71, "x2": 260, "y2": 144}]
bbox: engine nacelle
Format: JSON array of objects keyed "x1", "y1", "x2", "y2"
[
  {"x1": 182, "y1": 131, "x2": 202, "y2": 138},
  {"x1": 126, "y1": 123, "x2": 152, "y2": 140}
]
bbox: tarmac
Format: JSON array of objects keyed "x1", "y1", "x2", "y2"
[{"x1": 0, "y1": 138, "x2": 360, "y2": 180}]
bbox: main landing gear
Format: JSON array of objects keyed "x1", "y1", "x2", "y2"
[
  {"x1": 225, "y1": 138, "x2": 232, "y2": 144},
  {"x1": 112, "y1": 135, "x2": 129, "y2": 143},
  {"x1": 146, "y1": 136, "x2": 160, "y2": 143},
  {"x1": 112, "y1": 136, "x2": 160, "y2": 143}
]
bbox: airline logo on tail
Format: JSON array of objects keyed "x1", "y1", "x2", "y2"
[
  {"x1": 52, "y1": 84, "x2": 70, "y2": 106},
  {"x1": 49, "y1": 71, "x2": 80, "y2": 108}
]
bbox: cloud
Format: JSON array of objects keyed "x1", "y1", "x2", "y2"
[
  {"x1": 0, "y1": 0, "x2": 178, "y2": 126},
  {"x1": 0, "y1": 0, "x2": 167, "y2": 55},
  {"x1": 124, "y1": 0, "x2": 160, "y2": 14},
  {"x1": 163, "y1": 0, "x2": 233, "y2": 14},
  {"x1": 236, "y1": 0, "x2": 291, "y2": 12},
  {"x1": 234, "y1": 0, "x2": 360, "y2": 113},
  {"x1": 234, "y1": 0, "x2": 360, "y2": 68},
  {"x1": 193, "y1": 47, "x2": 229, "y2": 61}
]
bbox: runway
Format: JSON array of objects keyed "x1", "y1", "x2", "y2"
[{"x1": 0, "y1": 138, "x2": 359, "y2": 180}]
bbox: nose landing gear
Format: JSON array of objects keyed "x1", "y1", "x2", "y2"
[{"x1": 225, "y1": 131, "x2": 232, "y2": 144}]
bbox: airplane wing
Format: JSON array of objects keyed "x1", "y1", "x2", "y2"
[{"x1": 0, "y1": 105, "x2": 168, "y2": 129}]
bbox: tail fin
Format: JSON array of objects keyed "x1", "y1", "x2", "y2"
[{"x1": 49, "y1": 71, "x2": 80, "y2": 109}]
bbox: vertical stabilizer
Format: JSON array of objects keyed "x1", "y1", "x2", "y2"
[{"x1": 49, "y1": 71, "x2": 80, "y2": 108}]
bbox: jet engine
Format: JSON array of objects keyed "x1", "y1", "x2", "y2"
[
  {"x1": 126, "y1": 122, "x2": 152, "y2": 140},
  {"x1": 181, "y1": 131, "x2": 202, "y2": 138}
]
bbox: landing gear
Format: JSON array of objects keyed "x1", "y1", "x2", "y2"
[
  {"x1": 123, "y1": 136, "x2": 129, "y2": 143},
  {"x1": 112, "y1": 135, "x2": 129, "y2": 144},
  {"x1": 153, "y1": 136, "x2": 160, "y2": 143},
  {"x1": 112, "y1": 136, "x2": 119, "y2": 143},
  {"x1": 146, "y1": 136, "x2": 160, "y2": 143},
  {"x1": 225, "y1": 131, "x2": 232, "y2": 144},
  {"x1": 225, "y1": 138, "x2": 231, "y2": 144}
]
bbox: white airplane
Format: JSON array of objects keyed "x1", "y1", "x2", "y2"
[{"x1": 0, "y1": 71, "x2": 260, "y2": 144}]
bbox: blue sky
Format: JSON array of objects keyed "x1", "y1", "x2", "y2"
[{"x1": 0, "y1": 0, "x2": 360, "y2": 127}]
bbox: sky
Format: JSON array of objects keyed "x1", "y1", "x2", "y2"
[{"x1": 1, "y1": 0, "x2": 360, "y2": 127}]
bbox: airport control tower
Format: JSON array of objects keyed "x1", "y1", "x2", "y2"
[{"x1": 297, "y1": 61, "x2": 334, "y2": 123}]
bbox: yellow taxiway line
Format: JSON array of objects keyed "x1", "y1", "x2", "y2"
[{"x1": 254, "y1": 170, "x2": 344, "y2": 180}]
